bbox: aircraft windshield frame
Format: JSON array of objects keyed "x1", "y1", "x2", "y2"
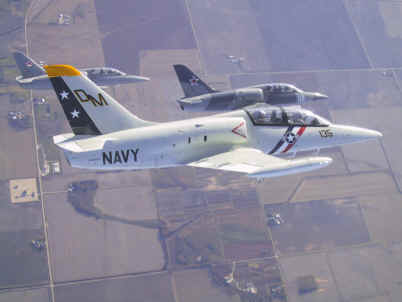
[
  {"x1": 246, "y1": 106, "x2": 329, "y2": 127},
  {"x1": 85, "y1": 68, "x2": 124, "y2": 76},
  {"x1": 263, "y1": 83, "x2": 301, "y2": 94},
  {"x1": 106, "y1": 68, "x2": 124, "y2": 75}
]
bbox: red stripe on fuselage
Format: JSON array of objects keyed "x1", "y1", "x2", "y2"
[{"x1": 297, "y1": 126, "x2": 306, "y2": 136}]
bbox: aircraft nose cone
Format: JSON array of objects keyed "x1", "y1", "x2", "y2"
[
  {"x1": 347, "y1": 126, "x2": 382, "y2": 139},
  {"x1": 312, "y1": 92, "x2": 328, "y2": 100},
  {"x1": 335, "y1": 125, "x2": 383, "y2": 144},
  {"x1": 129, "y1": 75, "x2": 150, "y2": 82},
  {"x1": 302, "y1": 91, "x2": 328, "y2": 102},
  {"x1": 361, "y1": 129, "x2": 383, "y2": 139}
]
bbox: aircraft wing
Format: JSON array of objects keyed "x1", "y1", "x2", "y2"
[{"x1": 188, "y1": 148, "x2": 332, "y2": 178}]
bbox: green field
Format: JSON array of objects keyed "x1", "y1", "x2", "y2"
[{"x1": 220, "y1": 224, "x2": 267, "y2": 244}]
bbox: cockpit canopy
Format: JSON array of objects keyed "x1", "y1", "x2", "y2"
[
  {"x1": 246, "y1": 106, "x2": 330, "y2": 127},
  {"x1": 262, "y1": 83, "x2": 302, "y2": 94},
  {"x1": 84, "y1": 67, "x2": 125, "y2": 76}
]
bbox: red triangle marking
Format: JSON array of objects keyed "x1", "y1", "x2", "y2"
[{"x1": 232, "y1": 122, "x2": 247, "y2": 138}]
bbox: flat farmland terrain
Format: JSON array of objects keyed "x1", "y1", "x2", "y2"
[{"x1": 95, "y1": 0, "x2": 196, "y2": 74}]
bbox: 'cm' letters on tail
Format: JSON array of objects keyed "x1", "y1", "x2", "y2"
[{"x1": 74, "y1": 89, "x2": 108, "y2": 107}]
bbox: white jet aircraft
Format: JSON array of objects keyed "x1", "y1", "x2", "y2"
[
  {"x1": 44, "y1": 65, "x2": 382, "y2": 179},
  {"x1": 13, "y1": 51, "x2": 149, "y2": 90}
]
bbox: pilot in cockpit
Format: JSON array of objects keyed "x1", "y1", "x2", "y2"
[
  {"x1": 247, "y1": 106, "x2": 329, "y2": 127},
  {"x1": 270, "y1": 109, "x2": 282, "y2": 124}
]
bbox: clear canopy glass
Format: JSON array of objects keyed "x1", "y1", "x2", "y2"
[
  {"x1": 246, "y1": 105, "x2": 329, "y2": 127},
  {"x1": 85, "y1": 67, "x2": 125, "y2": 76},
  {"x1": 261, "y1": 83, "x2": 301, "y2": 94},
  {"x1": 267, "y1": 83, "x2": 299, "y2": 93}
]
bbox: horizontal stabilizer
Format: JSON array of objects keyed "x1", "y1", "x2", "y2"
[{"x1": 53, "y1": 133, "x2": 117, "y2": 153}]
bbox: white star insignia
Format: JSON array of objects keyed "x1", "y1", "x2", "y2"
[
  {"x1": 285, "y1": 133, "x2": 296, "y2": 144},
  {"x1": 59, "y1": 90, "x2": 69, "y2": 100},
  {"x1": 71, "y1": 109, "x2": 80, "y2": 119}
]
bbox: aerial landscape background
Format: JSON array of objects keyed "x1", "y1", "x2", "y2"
[{"x1": 0, "y1": 0, "x2": 402, "y2": 301}]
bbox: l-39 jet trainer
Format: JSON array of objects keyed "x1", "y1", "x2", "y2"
[
  {"x1": 13, "y1": 51, "x2": 149, "y2": 90},
  {"x1": 174, "y1": 64, "x2": 328, "y2": 112},
  {"x1": 44, "y1": 64, "x2": 381, "y2": 179}
]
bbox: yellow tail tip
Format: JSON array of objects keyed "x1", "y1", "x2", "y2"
[{"x1": 43, "y1": 65, "x2": 81, "y2": 77}]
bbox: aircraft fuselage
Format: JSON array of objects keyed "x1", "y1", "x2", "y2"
[
  {"x1": 16, "y1": 72, "x2": 148, "y2": 90},
  {"x1": 57, "y1": 110, "x2": 380, "y2": 171},
  {"x1": 177, "y1": 84, "x2": 328, "y2": 112}
]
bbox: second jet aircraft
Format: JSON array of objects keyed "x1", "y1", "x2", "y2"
[{"x1": 174, "y1": 64, "x2": 328, "y2": 111}]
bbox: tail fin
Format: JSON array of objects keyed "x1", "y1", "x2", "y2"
[
  {"x1": 13, "y1": 51, "x2": 45, "y2": 78},
  {"x1": 173, "y1": 64, "x2": 216, "y2": 98},
  {"x1": 44, "y1": 65, "x2": 153, "y2": 136}
]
